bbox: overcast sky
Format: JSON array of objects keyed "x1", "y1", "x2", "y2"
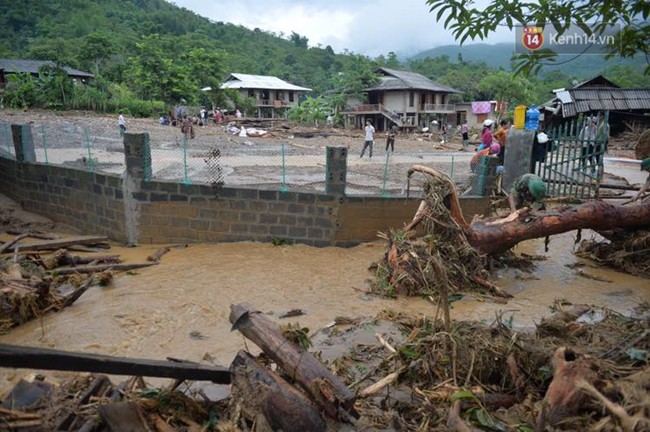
[{"x1": 168, "y1": 0, "x2": 514, "y2": 57}]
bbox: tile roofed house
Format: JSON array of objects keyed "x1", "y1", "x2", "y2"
[
  {"x1": 366, "y1": 67, "x2": 461, "y2": 93},
  {"x1": 0, "y1": 58, "x2": 93, "y2": 91},
  {"x1": 343, "y1": 67, "x2": 461, "y2": 131},
  {"x1": 220, "y1": 73, "x2": 311, "y2": 118}
]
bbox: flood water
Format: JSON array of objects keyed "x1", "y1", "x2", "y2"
[{"x1": 1, "y1": 229, "x2": 648, "y2": 393}]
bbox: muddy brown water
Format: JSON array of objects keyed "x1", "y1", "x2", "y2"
[{"x1": 1, "y1": 231, "x2": 648, "y2": 394}]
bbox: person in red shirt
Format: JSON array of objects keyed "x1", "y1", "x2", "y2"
[{"x1": 478, "y1": 119, "x2": 494, "y2": 151}]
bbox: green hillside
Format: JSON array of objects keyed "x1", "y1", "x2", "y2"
[
  {"x1": 410, "y1": 42, "x2": 647, "y2": 78},
  {"x1": 0, "y1": 0, "x2": 647, "y2": 116},
  {"x1": 0, "y1": 0, "x2": 360, "y2": 96}
]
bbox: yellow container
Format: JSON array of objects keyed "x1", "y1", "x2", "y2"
[{"x1": 513, "y1": 105, "x2": 526, "y2": 129}]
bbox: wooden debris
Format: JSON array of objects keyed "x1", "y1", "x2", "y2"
[
  {"x1": 13, "y1": 235, "x2": 108, "y2": 252},
  {"x1": 50, "y1": 262, "x2": 156, "y2": 275},
  {"x1": 359, "y1": 369, "x2": 403, "y2": 398},
  {"x1": 0, "y1": 233, "x2": 30, "y2": 254},
  {"x1": 229, "y1": 302, "x2": 357, "y2": 419},
  {"x1": 0, "y1": 343, "x2": 231, "y2": 383},
  {"x1": 97, "y1": 402, "x2": 151, "y2": 432},
  {"x1": 147, "y1": 246, "x2": 170, "y2": 262},
  {"x1": 279, "y1": 308, "x2": 305, "y2": 319},
  {"x1": 230, "y1": 350, "x2": 326, "y2": 432}
]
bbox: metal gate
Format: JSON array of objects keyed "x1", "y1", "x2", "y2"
[{"x1": 534, "y1": 111, "x2": 609, "y2": 199}]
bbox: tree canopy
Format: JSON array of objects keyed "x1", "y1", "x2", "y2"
[
  {"x1": 0, "y1": 0, "x2": 647, "y2": 117},
  {"x1": 425, "y1": 0, "x2": 650, "y2": 75}
]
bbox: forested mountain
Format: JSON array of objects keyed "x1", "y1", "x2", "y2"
[
  {"x1": 0, "y1": 0, "x2": 647, "y2": 116},
  {"x1": 0, "y1": 0, "x2": 350, "y2": 95},
  {"x1": 411, "y1": 43, "x2": 648, "y2": 78}
]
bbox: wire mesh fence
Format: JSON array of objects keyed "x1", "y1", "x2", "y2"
[
  {"x1": 0, "y1": 123, "x2": 15, "y2": 159},
  {"x1": 0, "y1": 121, "x2": 493, "y2": 196},
  {"x1": 346, "y1": 151, "x2": 491, "y2": 197}
]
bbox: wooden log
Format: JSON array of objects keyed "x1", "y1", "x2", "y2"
[
  {"x1": 59, "y1": 277, "x2": 95, "y2": 309},
  {"x1": 0, "y1": 233, "x2": 30, "y2": 254},
  {"x1": 0, "y1": 344, "x2": 231, "y2": 384},
  {"x1": 5, "y1": 230, "x2": 58, "y2": 240},
  {"x1": 466, "y1": 201, "x2": 650, "y2": 255},
  {"x1": 230, "y1": 350, "x2": 326, "y2": 432},
  {"x1": 14, "y1": 236, "x2": 108, "y2": 252},
  {"x1": 97, "y1": 402, "x2": 150, "y2": 432},
  {"x1": 50, "y1": 262, "x2": 156, "y2": 275},
  {"x1": 64, "y1": 254, "x2": 122, "y2": 265},
  {"x1": 147, "y1": 247, "x2": 170, "y2": 262},
  {"x1": 229, "y1": 303, "x2": 357, "y2": 419}
]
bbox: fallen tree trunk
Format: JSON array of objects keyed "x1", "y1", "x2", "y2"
[
  {"x1": 229, "y1": 302, "x2": 357, "y2": 419},
  {"x1": 230, "y1": 350, "x2": 326, "y2": 432},
  {"x1": 0, "y1": 344, "x2": 231, "y2": 383},
  {"x1": 50, "y1": 262, "x2": 156, "y2": 275},
  {"x1": 14, "y1": 236, "x2": 108, "y2": 252},
  {"x1": 466, "y1": 201, "x2": 650, "y2": 255}
]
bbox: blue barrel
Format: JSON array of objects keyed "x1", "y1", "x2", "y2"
[{"x1": 525, "y1": 105, "x2": 540, "y2": 131}]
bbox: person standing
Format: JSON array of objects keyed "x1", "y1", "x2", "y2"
[
  {"x1": 579, "y1": 116, "x2": 598, "y2": 170},
  {"x1": 118, "y1": 113, "x2": 126, "y2": 137},
  {"x1": 461, "y1": 122, "x2": 469, "y2": 148},
  {"x1": 385, "y1": 124, "x2": 397, "y2": 152},
  {"x1": 360, "y1": 119, "x2": 375, "y2": 159},
  {"x1": 508, "y1": 173, "x2": 547, "y2": 212},
  {"x1": 441, "y1": 123, "x2": 449, "y2": 143},
  {"x1": 478, "y1": 119, "x2": 494, "y2": 151},
  {"x1": 493, "y1": 119, "x2": 510, "y2": 165}
]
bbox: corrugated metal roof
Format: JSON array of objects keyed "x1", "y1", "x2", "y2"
[
  {"x1": 558, "y1": 87, "x2": 650, "y2": 117},
  {"x1": 365, "y1": 67, "x2": 461, "y2": 93},
  {"x1": 556, "y1": 90, "x2": 573, "y2": 104},
  {"x1": 0, "y1": 58, "x2": 94, "y2": 78},
  {"x1": 221, "y1": 73, "x2": 311, "y2": 91}
]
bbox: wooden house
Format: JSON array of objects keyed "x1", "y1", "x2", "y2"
[
  {"x1": 543, "y1": 75, "x2": 650, "y2": 135},
  {"x1": 0, "y1": 59, "x2": 93, "y2": 91},
  {"x1": 342, "y1": 67, "x2": 461, "y2": 131},
  {"x1": 220, "y1": 73, "x2": 311, "y2": 118}
]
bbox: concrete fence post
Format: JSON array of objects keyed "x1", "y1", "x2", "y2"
[
  {"x1": 325, "y1": 146, "x2": 347, "y2": 196},
  {"x1": 121, "y1": 133, "x2": 151, "y2": 246},
  {"x1": 11, "y1": 124, "x2": 36, "y2": 162}
]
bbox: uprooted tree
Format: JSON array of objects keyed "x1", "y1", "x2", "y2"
[{"x1": 374, "y1": 165, "x2": 650, "y2": 299}]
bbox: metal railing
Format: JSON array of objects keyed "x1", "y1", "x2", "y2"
[
  {"x1": 423, "y1": 103, "x2": 456, "y2": 112},
  {"x1": 0, "y1": 122, "x2": 494, "y2": 197}
]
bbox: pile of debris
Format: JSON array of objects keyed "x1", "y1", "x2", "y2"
[
  {"x1": 1, "y1": 302, "x2": 648, "y2": 431},
  {"x1": 0, "y1": 232, "x2": 155, "y2": 333},
  {"x1": 576, "y1": 229, "x2": 650, "y2": 278}
]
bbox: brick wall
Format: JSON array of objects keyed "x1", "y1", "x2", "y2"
[
  {"x1": 0, "y1": 161, "x2": 127, "y2": 241},
  {"x1": 0, "y1": 156, "x2": 491, "y2": 247}
]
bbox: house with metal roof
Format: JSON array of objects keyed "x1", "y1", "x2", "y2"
[
  {"x1": 0, "y1": 59, "x2": 93, "y2": 91},
  {"x1": 342, "y1": 67, "x2": 461, "y2": 131},
  {"x1": 220, "y1": 73, "x2": 312, "y2": 118},
  {"x1": 543, "y1": 75, "x2": 650, "y2": 135}
]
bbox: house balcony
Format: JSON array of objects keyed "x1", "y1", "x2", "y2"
[
  {"x1": 256, "y1": 99, "x2": 290, "y2": 108},
  {"x1": 423, "y1": 103, "x2": 456, "y2": 113}
]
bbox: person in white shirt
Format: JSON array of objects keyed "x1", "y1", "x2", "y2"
[
  {"x1": 360, "y1": 119, "x2": 375, "y2": 159},
  {"x1": 118, "y1": 114, "x2": 126, "y2": 137}
]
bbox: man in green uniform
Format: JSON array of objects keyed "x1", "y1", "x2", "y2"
[{"x1": 508, "y1": 173, "x2": 547, "y2": 212}]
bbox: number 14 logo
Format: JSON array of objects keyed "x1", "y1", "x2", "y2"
[{"x1": 522, "y1": 26, "x2": 544, "y2": 50}]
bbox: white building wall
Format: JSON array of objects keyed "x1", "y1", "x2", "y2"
[{"x1": 383, "y1": 92, "x2": 406, "y2": 113}]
